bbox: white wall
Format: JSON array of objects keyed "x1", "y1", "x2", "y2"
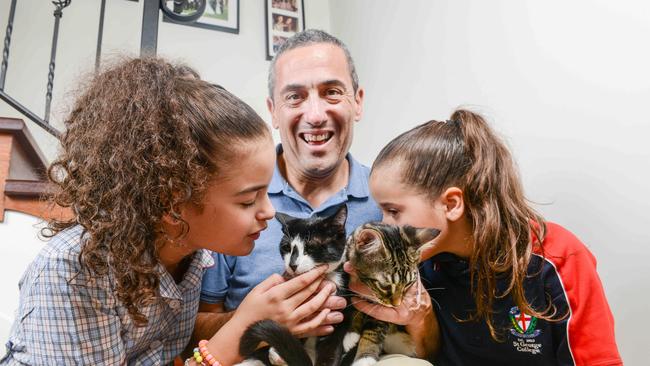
[{"x1": 330, "y1": 0, "x2": 650, "y2": 363}]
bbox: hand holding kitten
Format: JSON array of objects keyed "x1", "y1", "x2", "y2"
[{"x1": 233, "y1": 265, "x2": 340, "y2": 337}]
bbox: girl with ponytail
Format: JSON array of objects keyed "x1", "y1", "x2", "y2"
[{"x1": 347, "y1": 109, "x2": 621, "y2": 365}]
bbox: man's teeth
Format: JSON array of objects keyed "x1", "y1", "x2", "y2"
[{"x1": 303, "y1": 133, "x2": 330, "y2": 142}]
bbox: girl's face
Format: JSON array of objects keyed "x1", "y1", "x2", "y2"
[
  {"x1": 370, "y1": 164, "x2": 448, "y2": 230},
  {"x1": 180, "y1": 138, "x2": 276, "y2": 256},
  {"x1": 370, "y1": 163, "x2": 453, "y2": 259}
]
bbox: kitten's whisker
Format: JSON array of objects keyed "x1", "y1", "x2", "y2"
[{"x1": 422, "y1": 286, "x2": 445, "y2": 291}]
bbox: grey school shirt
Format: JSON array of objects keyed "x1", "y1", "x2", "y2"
[{"x1": 200, "y1": 146, "x2": 382, "y2": 310}]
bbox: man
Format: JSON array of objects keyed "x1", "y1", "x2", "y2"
[{"x1": 192, "y1": 30, "x2": 437, "y2": 364}]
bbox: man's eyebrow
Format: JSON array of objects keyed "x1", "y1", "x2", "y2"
[
  {"x1": 320, "y1": 79, "x2": 347, "y2": 89},
  {"x1": 236, "y1": 184, "x2": 267, "y2": 195},
  {"x1": 279, "y1": 84, "x2": 304, "y2": 94},
  {"x1": 279, "y1": 79, "x2": 348, "y2": 94}
]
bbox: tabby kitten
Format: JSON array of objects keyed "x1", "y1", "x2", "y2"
[
  {"x1": 345, "y1": 223, "x2": 440, "y2": 365},
  {"x1": 238, "y1": 205, "x2": 440, "y2": 366}
]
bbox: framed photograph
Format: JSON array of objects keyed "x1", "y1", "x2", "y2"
[
  {"x1": 163, "y1": 0, "x2": 240, "y2": 34},
  {"x1": 265, "y1": 0, "x2": 305, "y2": 60}
]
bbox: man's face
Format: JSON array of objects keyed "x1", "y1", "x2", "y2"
[{"x1": 268, "y1": 43, "x2": 364, "y2": 179}]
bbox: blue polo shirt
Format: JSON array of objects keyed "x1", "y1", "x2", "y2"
[{"x1": 200, "y1": 145, "x2": 382, "y2": 310}]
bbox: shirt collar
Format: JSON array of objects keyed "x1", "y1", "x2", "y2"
[
  {"x1": 268, "y1": 144, "x2": 370, "y2": 199},
  {"x1": 158, "y1": 249, "x2": 214, "y2": 300}
]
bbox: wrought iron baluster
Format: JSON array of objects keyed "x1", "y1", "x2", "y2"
[
  {"x1": 0, "y1": 0, "x2": 18, "y2": 91},
  {"x1": 95, "y1": 0, "x2": 106, "y2": 71},
  {"x1": 45, "y1": 0, "x2": 71, "y2": 123}
]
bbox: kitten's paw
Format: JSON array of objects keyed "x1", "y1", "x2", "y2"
[
  {"x1": 351, "y1": 357, "x2": 378, "y2": 366},
  {"x1": 233, "y1": 360, "x2": 266, "y2": 366},
  {"x1": 343, "y1": 331, "x2": 360, "y2": 352},
  {"x1": 268, "y1": 347, "x2": 288, "y2": 366}
]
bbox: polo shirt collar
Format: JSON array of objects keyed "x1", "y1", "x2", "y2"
[{"x1": 267, "y1": 144, "x2": 370, "y2": 199}]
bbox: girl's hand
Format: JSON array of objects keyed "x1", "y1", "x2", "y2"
[
  {"x1": 343, "y1": 262, "x2": 432, "y2": 327},
  {"x1": 233, "y1": 265, "x2": 341, "y2": 337}
]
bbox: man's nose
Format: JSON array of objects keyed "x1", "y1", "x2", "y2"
[{"x1": 304, "y1": 95, "x2": 327, "y2": 127}]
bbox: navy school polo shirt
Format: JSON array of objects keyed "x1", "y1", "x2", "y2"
[
  {"x1": 201, "y1": 145, "x2": 383, "y2": 310},
  {"x1": 419, "y1": 223, "x2": 622, "y2": 366}
]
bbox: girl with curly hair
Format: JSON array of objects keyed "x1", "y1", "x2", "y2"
[
  {"x1": 345, "y1": 109, "x2": 621, "y2": 365},
  {"x1": 1, "y1": 58, "x2": 336, "y2": 365}
]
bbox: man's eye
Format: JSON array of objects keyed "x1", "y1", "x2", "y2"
[{"x1": 286, "y1": 93, "x2": 301, "y2": 101}]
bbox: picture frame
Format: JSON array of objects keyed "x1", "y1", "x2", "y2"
[
  {"x1": 163, "y1": 0, "x2": 240, "y2": 34},
  {"x1": 265, "y1": 0, "x2": 305, "y2": 60}
]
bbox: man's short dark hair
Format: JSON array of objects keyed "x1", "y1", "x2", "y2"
[{"x1": 268, "y1": 29, "x2": 359, "y2": 99}]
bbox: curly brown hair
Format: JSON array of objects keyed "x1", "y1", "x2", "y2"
[
  {"x1": 44, "y1": 57, "x2": 270, "y2": 326},
  {"x1": 373, "y1": 109, "x2": 552, "y2": 340}
]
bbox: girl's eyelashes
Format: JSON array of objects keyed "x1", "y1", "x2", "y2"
[
  {"x1": 385, "y1": 208, "x2": 400, "y2": 218},
  {"x1": 241, "y1": 201, "x2": 256, "y2": 207}
]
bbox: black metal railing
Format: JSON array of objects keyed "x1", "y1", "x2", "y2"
[{"x1": 0, "y1": 0, "x2": 205, "y2": 138}]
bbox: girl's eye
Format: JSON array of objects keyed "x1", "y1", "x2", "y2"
[
  {"x1": 241, "y1": 200, "x2": 256, "y2": 207},
  {"x1": 386, "y1": 208, "x2": 399, "y2": 217}
]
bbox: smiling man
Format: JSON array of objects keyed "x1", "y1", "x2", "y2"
[{"x1": 192, "y1": 30, "x2": 383, "y2": 345}]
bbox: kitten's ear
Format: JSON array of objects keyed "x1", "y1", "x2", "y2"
[
  {"x1": 354, "y1": 228, "x2": 382, "y2": 252},
  {"x1": 275, "y1": 212, "x2": 295, "y2": 229},
  {"x1": 331, "y1": 204, "x2": 348, "y2": 228},
  {"x1": 403, "y1": 226, "x2": 441, "y2": 249}
]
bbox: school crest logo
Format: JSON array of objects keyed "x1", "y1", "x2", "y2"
[{"x1": 509, "y1": 306, "x2": 541, "y2": 338}]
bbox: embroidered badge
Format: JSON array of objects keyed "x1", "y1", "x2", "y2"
[{"x1": 509, "y1": 306, "x2": 541, "y2": 338}]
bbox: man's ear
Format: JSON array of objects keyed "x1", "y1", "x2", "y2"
[
  {"x1": 353, "y1": 87, "x2": 364, "y2": 122},
  {"x1": 267, "y1": 97, "x2": 279, "y2": 129},
  {"x1": 440, "y1": 187, "x2": 465, "y2": 221}
]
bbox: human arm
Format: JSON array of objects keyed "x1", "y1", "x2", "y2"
[
  {"x1": 343, "y1": 262, "x2": 441, "y2": 360},
  {"x1": 540, "y1": 224, "x2": 622, "y2": 365},
  {"x1": 188, "y1": 265, "x2": 339, "y2": 365}
]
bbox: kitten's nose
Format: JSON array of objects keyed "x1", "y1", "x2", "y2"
[
  {"x1": 391, "y1": 296, "x2": 402, "y2": 307},
  {"x1": 289, "y1": 250, "x2": 299, "y2": 273}
]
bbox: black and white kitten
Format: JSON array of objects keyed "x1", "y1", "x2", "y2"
[{"x1": 238, "y1": 204, "x2": 354, "y2": 366}]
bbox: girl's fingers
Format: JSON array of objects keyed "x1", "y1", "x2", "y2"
[
  {"x1": 347, "y1": 275, "x2": 375, "y2": 299},
  {"x1": 275, "y1": 265, "x2": 328, "y2": 298},
  {"x1": 343, "y1": 261, "x2": 355, "y2": 274},
  {"x1": 351, "y1": 297, "x2": 400, "y2": 323},
  {"x1": 292, "y1": 308, "x2": 331, "y2": 336},
  {"x1": 292, "y1": 282, "x2": 334, "y2": 320},
  {"x1": 256, "y1": 273, "x2": 286, "y2": 292}
]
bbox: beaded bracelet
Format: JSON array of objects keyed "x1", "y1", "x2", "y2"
[{"x1": 191, "y1": 339, "x2": 222, "y2": 366}]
